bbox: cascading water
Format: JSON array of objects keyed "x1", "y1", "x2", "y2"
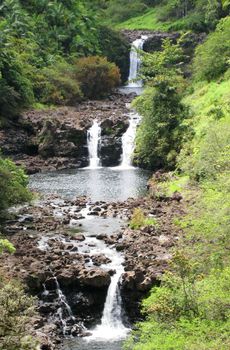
[
  {"x1": 127, "y1": 35, "x2": 148, "y2": 88},
  {"x1": 87, "y1": 120, "x2": 101, "y2": 169},
  {"x1": 89, "y1": 253, "x2": 129, "y2": 341},
  {"x1": 54, "y1": 277, "x2": 76, "y2": 335},
  {"x1": 119, "y1": 111, "x2": 141, "y2": 169}
]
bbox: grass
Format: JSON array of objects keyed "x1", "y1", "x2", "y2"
[
  {"x1": 116, "y1": 8, "x2": 171, "y2": 31},
  {"x1": 115, "y1": 6, "x2": 196, "y2": 31}
]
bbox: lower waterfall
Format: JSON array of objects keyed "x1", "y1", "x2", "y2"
[{"x1": 89, "y1": 251, "x2": 129, "y2": 341}]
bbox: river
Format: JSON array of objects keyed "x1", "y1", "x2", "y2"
[{"x1": 29, "y1": 35, "x2": 149, "y2": 350}]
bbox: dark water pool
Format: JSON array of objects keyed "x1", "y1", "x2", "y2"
[{"x1": 29, "y1": 167, "x2": 150, "y2": 202}]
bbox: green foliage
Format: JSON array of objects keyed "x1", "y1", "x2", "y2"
[
  {"x1": 124, "y1": 11, "x2": 230, "y2": 348},
  {"x1": 129, "y1": 208, "x2": 158, "y2": 229},
  {"x1": 180, "y1": 78, "x2": 230, "y2": 180},
  {"x1": 35, "y1": 60, "x2": 83, "y2": 105},
  {"x1": 0, "y1": 238, "x2": 15, "y2": 254},
  {"x1": 104, "y1": 0, "x2": 149, "y2": 24},
  {"x1": 0, "y1": 157, "x2": 32, "y2": 213},
  {"x1": 134, "y1": 84, "x2": 187, "y2": 169},
  {"x1": 117, "y1": 0, "x2": 228, "y2": 31},
  {"x1": 0, "y1": 0, "x2": 131, "y2": 116},
  {"x1": 193, "y1": 16, "x2": 230, "y2": 81},
  {"x1": 75, "y1": 56, "x2": 121, "y2": 99},
  {"x1": 97, "y1": 26, "x2": 130, "y2": 82},
  {"x1": 133, "y1": 37, "x2": 188, "y2": 170},
  {"x1": 0, "y1": 282, "x2": 38, "y2": 350}
]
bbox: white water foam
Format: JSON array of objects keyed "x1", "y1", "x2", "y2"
[
  {"x1": 127, "y1": 35, "x2": 148, "y2": 88},
  {"x1": 86, "y1": 120, "x2": 102, "y2": 169}
]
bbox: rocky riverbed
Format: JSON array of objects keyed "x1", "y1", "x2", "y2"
[{"x1": 0, "y1": 174, "x2": 185, "y2": 349}]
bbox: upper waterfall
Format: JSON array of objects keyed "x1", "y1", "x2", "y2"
[
  {"x1": 87, "y1": 120, "x2": 101, "y2": 169},
  {"x1": 127, "y1": 35, "x2": 148, "y2": 88}
]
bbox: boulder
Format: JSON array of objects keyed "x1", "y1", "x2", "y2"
[{"x1": 79, "y1": 268, "x2": 111, "y2": 288}]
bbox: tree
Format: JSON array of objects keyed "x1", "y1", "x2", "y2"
[{"x1": 133, "y1": 38, "x2": 187, "y2": 170}]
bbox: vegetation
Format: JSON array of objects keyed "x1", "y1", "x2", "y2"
[
  {"x1": 115, "y1": 0, "x2": 230, "y2": 31},
  {"x1": 0, "y1": 157, "x2": 32, "y2": 214},
  {"x1": 124, "y1": 7, "x2": 230, "y2": 350},
  {"x1": 0, "y1": 0, "x2": 131, "y2": 121},
  {"x1": 133, "y1": 38, "x2": 188, "y2": 169},
  {"x1": 0, "y1": 281, "x2": 38, "y2": 350},
  {"x1": 130, "y1": 208, "x2": 157, "y2": 229},
  {"x1": 0, "y1": 160, "x2": 36, "y2": 349},
  {"x1": 75, "y1": 56, "x2": 121, "y2": 99}
]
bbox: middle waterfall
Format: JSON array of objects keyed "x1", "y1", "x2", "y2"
[
  {"x1": 87, "y1": 120, "x2": 101, "y2": 169},
  {"x1": 119, "y1": 111, "x2": 141, "y2": 169}
]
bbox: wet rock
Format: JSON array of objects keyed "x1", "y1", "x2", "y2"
[
  {"x1": 72, "y1": 234, "x2": 85, "y2": 242},
  {"x1": 79, "y1": 268, "x2": 111, "y2": 288},
  {"x1": 45, "y1": 277, "x2": 58, "y2": 291},
  {"x1": 91, "y1": 254, "x2": 112, "y2": 266}
]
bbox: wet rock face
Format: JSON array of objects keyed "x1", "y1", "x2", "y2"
[
  {"x1": 38, "y1": 119, "x2": 88, "y2": 164},
  {"x1": 143, "y1": 32, "x2": 180, "y2": 52},
  {"x1": 100, "y1": 118, "x2": 129, "y2": 166},
  {"x1": 0, "y1": 93, "x2": 133, "y2": 173}
]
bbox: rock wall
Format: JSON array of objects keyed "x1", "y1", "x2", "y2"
[{"x1": 0, "y1": 94, "x2": 133, "y2": 173}]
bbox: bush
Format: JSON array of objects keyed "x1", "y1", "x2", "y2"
[
  {"x1": 0, "y1": 48, "x2": 34, "y2": 119},
  {"x1": 35, "y1": 60, "x2": 83, "y2": 105},
  {"x1": 193, "y1": 16, "x2": 230, "y2": 81},
  {"x1": 0, "y1": 157, "x2": 32, "y2": 213},
  {"x1": 75, "y1": 56, "x2": 120, "y2": 99},
  {"x1": 0, "y1": 281, "x2": 38, "y2": 350},
  {"x1": 130, "y1": 208, "x2": 157, "y2": 229}
]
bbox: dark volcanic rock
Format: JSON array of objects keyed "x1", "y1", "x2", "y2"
[{"x1": 0, "y1": 94, "x2": 132, "y2": 173}]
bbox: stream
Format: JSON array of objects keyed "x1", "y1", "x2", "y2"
[{"x1": 29, "y1": 35, "x2": 148, "y2": 350}]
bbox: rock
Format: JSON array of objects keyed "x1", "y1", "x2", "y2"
[
  {"x1": 116, "y1": 243, "x2": 125, "y2": 251},
  {"x1": 79, "y1": 268, "x2": 111, "y2": 288},
  {"x1": 91, "y1": 254, "x2": 112, "y2": 266},
  {"x1": 45, "y1": 277, "x2": 57, "y2": 291},
  {"x1": 72, "y1": 234, "x2": 85, "y2": 242}
]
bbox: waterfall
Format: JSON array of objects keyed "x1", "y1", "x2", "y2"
[
  {"x1": 87, "y1": 120, "x2": 101, "y2": 169},
  {"x1": 127, "y1": 35, "x2": 148, "y2": 88},
  {"x1": 54, "y1": 277, "x2": 76, "y2": 336},
  {"x1": 118, "y1": 111, "x2": 141, "y2": 169},
  {"x1": 89, "y1": 253, "x2": 129, "y2": 341}
]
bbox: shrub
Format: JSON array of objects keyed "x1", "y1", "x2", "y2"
[
  {"x1": 0, "y1": 282, "x2": 38, "y2": 350},
  {"x1": 130, "y1": 208, "x2": 157, "y2": 229},
  {"x1": 0, "y1": 157, "x2": 32, "y2": 213},
  {"x1": 34, "y1": 60, "x2": 82, "y2": 105},
  {"x1": 75, "y1": 56, "x2": 120, "y2": 99},
  {"x1": 0, "y1": 239, "x2": 15, "y2": 254},
  {"x1": 0, "y1": 49, "x2": 34, "y2": 119}
]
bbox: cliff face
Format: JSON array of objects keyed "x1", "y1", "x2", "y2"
[{"x1": 0, "y1": 93, "x2": 132, "y2": 173}]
